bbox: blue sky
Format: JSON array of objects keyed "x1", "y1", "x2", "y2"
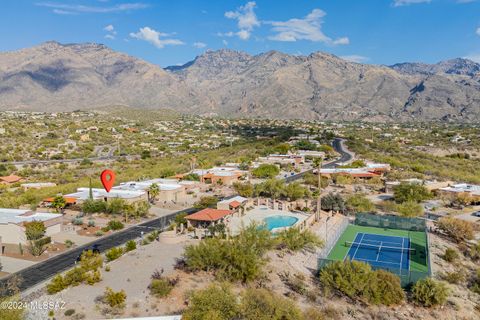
[{"x1": 2, "y1": 0, "x2": 480, "y2": 67}]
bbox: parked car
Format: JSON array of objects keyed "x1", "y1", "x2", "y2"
[{"x1": 472, "y1": 211, "x2": 480, "y2": 217}]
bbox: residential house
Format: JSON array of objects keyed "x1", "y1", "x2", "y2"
[
  {"x1": 217, "y1": 196, "x2": 248, "y2": 212},
  {"x1": 0, "y1": 175, "x2": 24, "y2": 185},
  {"x1": 114, "y1": 178, "x2": 186, "y2": 202},
  {"x1": 0, "y1": 208, "x2": 62, "y2": 252},
  {"x1": 64, "y1": 188, "x2": 147, "y2": 204}
]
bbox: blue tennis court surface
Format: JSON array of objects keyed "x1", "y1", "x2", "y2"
[{"x1": 345, "y1": 233, "x2": 411, "y2": 273}]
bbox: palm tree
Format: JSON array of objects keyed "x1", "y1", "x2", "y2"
[{"x1": 148, "y1": 183, "x2": 160, "y2": 204}]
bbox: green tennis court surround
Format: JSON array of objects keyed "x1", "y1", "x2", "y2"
[{"x1": 319, "y1": 213, "x2": 430, "y2": 286}]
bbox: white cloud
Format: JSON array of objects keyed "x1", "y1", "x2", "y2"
[
  {"x1": 340, "y1": 55, "x2": 369, "y2": 63},
  {"x1": 222, "y1": 39, "x2": 228, "y2": 46},
  {"x1": 463, "y1": 54, "x2": 480, "y2": 62},
  {"x1": 333, "y1": 37, "x2": 350, "y2": 45},
  {"x1": 103, "y1": 24, "x2": 116, "y2": 39},
  {"x1": 193, "y1": 42, "x2": 207, "y2": 48},
  {"x1": 224, "y1": 1, "x2": 260, "y2": 40},
  {"x1": 266, "y1": 9, "x2": 349, "y2": 45},
  {"x1": 476, "y1": 27, "x2": 480, "y2": 36},
  {"x1": 104, "y1": 24, "x2": 114, "y2": 32},
  {"x1": 36, "y1": 2, "x2": 148, "y2": 13},
  {"x1": 129, "y1": 27, "x2": 184, "y2": 49},
  {"x1": 393, "y1": 0, "x2": 431, "y2": 7},
  {"x1": 52, "y1": 9, "x2": 76, "y2": 15}
]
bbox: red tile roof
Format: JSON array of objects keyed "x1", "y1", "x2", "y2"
[
  {"x1": 186, "y1": 208, "x2": 232, "y2": 222},
  {"x1": 0, "y1": 175, "x2": 23, "y2": 183},
  {"x1": 229, "y1": 200, "x2": 241, "y2": 208}
]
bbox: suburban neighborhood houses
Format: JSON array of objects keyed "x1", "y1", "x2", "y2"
[{"x1": 0, "y1": 111, "x2": 480, "y2": 320}]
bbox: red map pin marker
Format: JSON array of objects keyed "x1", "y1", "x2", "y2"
[{"x1": 100, "y1": 169, "x2": 115, "y2": 192}]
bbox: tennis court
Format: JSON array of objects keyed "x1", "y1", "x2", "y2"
[{"x1": 345, "y1": 233, "x2": 412, "y2": 274}]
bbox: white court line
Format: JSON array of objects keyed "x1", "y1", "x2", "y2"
[
  {"x1": 351, "y1": 233, "x2": 365, "y2": 261},
  {"x1": 343, "y1": 232, "x2": 359, "y2": 261},
  {"x1": 376, "y1": 241, "x2": 383, "y2": 261},
  {"x1": 399, "y1": 237, "x2": 404, "y2": 270}
]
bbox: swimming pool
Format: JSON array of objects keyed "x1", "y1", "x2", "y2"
[{"x1": 263, "y1": 215, "x2": 298, "y2": 231}]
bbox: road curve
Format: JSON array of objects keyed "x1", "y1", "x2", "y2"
[{"x1": 284, "y1": 137, "x2": 354, "y2": 182}]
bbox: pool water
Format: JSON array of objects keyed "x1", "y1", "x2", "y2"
[{"x1": 263, "y1": 215, "x2": 298, "y2": 231}]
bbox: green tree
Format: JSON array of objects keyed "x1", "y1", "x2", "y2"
[
  {"x1": 346, "y1": 194, "x2": 375, "y2": 213},
  {"x1": 395, "y1": 200, "x2": 424, "y2": 217},
  {"x1": 277, "y1": 227, "x2": 323, "y2": 251},
  {"x1": 194, "y1": 196, "x2": 219, "y2": 209},
  {"x1": 393, "y1": 182, "x2": 431, "y2": 204},
  {"x1": 82, "y1": 199, "x2": 107, "y2": 214},
  {"x1": 252, "y1": 164, "x2": 280, "y2": 179},
  {"x1": 283, "y1": 182, "x2": 309, "y2": 201},
  {"x1": 254, "y1": 179, "x2": 285, "y2": 201},
  {"x1": 51, "y1": 195, "x2": 67, "y2": 213},
  {"x1": 148, "y1": 183, "x2": 160, "y2": 203},
  {"x1": 106, "y1": 198, "x2": 126, "y2": 215},
  {"x1": 233, "y1": 182, "x2": 254, "y2": 197},
  {"x1": 321, "y1": 193, "x2": 345, "y2": 213},
  {"x1": 24, "y1": 220, "x2": 46, "y2": 240}
]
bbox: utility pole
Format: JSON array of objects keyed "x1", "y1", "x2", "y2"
[{"x1": 316, "y1": 157, "x2": 323, "y2": 222}]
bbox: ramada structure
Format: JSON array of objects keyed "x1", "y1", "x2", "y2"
[{"x1": 185, "y1": 208, "x2": 232, "y2": 229}]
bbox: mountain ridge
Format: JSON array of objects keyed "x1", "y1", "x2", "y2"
[{"x1": 1, "y1": 41, "x2": 480, "y2": 122}]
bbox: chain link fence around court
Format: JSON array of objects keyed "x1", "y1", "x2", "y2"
[
  {"x1": 355, "y1": 213, "x2": 426, "y2": 231},
  {"x1": 318, "y1": 215, "x2": 350, "y2": 258},
  {"x1": 317, "y1": 213, "x2": 431, "y2": 287}
]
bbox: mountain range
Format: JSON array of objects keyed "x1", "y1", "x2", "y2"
[{"x1": 1, "y1": 41, "x2": 480, "y2": 122}]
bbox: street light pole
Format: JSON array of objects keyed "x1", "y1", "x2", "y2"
[{"x1": 316, "y1": 157, "x2": 323, "y2": 222}]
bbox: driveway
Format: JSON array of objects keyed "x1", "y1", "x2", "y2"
[{"x1": 0, "y1": 255, "x2": 37, "y2": 274}]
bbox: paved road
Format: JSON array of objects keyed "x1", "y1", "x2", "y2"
[
  {"x1": 0, "y1": 207, "x2": 196, "y2": 292},
  {"x1": 1, "y1": 138, "x2": 352, "y2": 292},
  {"x1": 284, "y1": 138, "x2": 354, "y2": 182}
]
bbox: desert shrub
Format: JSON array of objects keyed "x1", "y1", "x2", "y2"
[
  {"x1": 240, "y1": 287, "x2": 303, "y2": 320},
  {"x1": 441, "y1": 271, "x2": 465, "y2": 284},
  {"x1": 64, "y1": 267, "x2": 85, "y2": 286},
  {"x1": 183, "y1": 224, "x2": 274, "y2": 282},
  {"x1": 107, "y1": 220, "x2": 124, "y2": 230},
  {"x1": 103, "y1": 287, "x2": 126, "y2": 308},
  {"x1": 47, "y1": 275, "x2": 67, "y2": 294},
  {"x1": 87, "y1": 220, "x2": 95, "y2": 227},
  {"x1": 469, "y1": 269, "x2": 480, "y2": 294},
  {"x1": 149, "y1": 278, "x2": 174, "y2": 298},
  {"x1": 72, "y1": 218, "x2": 83, "y2": 225},
  {"x1": 0, "y1": 295, "x2": 25, "y2": 320},
  {"x1": 395, "y1": 200, "x2": 424, "y2": 217},
  {"x1": 346, "y1": 193, "x2": 375, "y2": 213},
  {"x1": 105, "y1": 247, "x2": 124, "y2": 262},
  {"x1": 65, "y1": 239, "x2": 74, "y2": 248},
  {"x1": 125, "y1": 240, "x2": 137, "y2": 252},
  {"x1": 233, "y1": 182, "x2": 254, "y2": 197},
  {"x1": 106, "y1": 198, "x2": 126, "y2": 215},
  {"x1": 84, "y1": 270, "x2": 101, "y2": 285},
  {"x1": 64, "y1": 309, "x2": 76, "y2": 316},
  {"x1": 303, "y1": 308, "x2": 326, "y2": 320},
  {"x1": 82, "y1": 199, "x2": 107, "y2": 214},
  {"x1": 442, "y1": 248, "x2": 459, "y2": 263},
  {"x1": 95, "y1": 231, "x2": 104, "y2": 237},
  {"x1": 437, "y1": 217, "x2": 474, "y2": 243},
  {"x1": 411, "y1": 278, "x2": 449, "y2": 307},
  {"x1": 279, "y1": 272, "x2": 307, "y2": 295},
  {"x1": 319, "y1": 260, "x2": 404, "y2": 305},
  {"x1": 321, "y1": 193, "x2": 345, "y2": 212},
  {"x1": 182, "y1": 283, "x2": 238, "y2": 320},
  {"x1": 79, "y1": 250, "x2": 103, "y2": 272},
  {"x1": 276, "y1": 227, "x2": 323, "y2": 251}
]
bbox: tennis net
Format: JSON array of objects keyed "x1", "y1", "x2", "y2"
[{"x1": 345, "y1": 241, "x2": 416, "y2": 254}]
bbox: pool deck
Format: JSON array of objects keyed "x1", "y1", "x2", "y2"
[{"x1": 228, "y1": 206, "x2": 309, "y2": 235}]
